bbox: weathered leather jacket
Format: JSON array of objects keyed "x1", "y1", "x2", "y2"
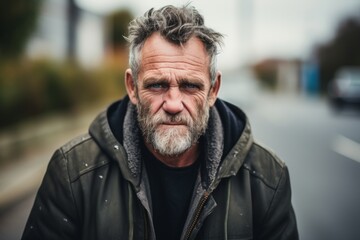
[{"x1": 22, "y1": 97, "x2": 298, "y2": 240}]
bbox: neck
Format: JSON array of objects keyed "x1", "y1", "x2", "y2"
[{"x1": 145, "y1": 142, "x2": 200, "y2": 168}]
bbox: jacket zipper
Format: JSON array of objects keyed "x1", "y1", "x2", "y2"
[
  {"x1": 143, "y1": 208, "x2": 149, "y2": 240},
  {"x1": 184, "y1": 192, "x2": 210, "y2": 240}
]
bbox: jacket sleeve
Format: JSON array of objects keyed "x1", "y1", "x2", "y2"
[
  {"x1": 255, "y1": 165, "x2": 299, "y2": 240},
  {"x1": 22, "y1": 149, "x2": 81, "y2": 240}
]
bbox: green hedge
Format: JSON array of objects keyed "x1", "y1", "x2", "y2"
[{"x1": 0, "y1": 59, "x2": 126, "y2": 128}]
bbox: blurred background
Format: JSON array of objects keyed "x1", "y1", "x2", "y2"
[{"x1": 0, "y1": 0, "x2": 360, "y2": 239}]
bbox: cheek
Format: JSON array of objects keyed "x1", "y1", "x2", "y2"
[
  {"x1": 183, "y1": 93, "x2": 208, "y2": 118},
  {"x1": 138, "y1": 91, "x2": 164, "y2": 115}
]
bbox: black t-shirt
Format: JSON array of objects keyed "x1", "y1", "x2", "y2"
[{"x1": 144, "y1": 148, "x2": 200, "y2": 240}]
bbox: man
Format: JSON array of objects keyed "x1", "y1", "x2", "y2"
[{"x1": 22, "y1": 5, "x2": 298, "y2": 240}]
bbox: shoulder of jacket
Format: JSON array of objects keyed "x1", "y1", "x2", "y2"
[
  {"x1": 60, "y1": 133, "x2": 92, "y2": 153},
  {"x1": 242, "y1": 141, "x2": 287, "y2": 189},
  {"x1": 56, "y1": 133, "x2": 113, "y2": 182}
]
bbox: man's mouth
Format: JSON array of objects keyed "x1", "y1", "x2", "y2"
[{"x1": 161, "y1": 122, "x2": 186, "y2": 126}]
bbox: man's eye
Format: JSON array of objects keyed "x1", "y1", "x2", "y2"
[
  {"x1": 182, "y1": 83, "x2": 200, "y2": 89},
  {"x1": 148, "y1": 83, "x2": 166, "y2": 89}
]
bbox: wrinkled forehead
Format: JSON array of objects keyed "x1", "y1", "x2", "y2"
[
  {"x1": 138, "y1": 33, "x2": 211, "y2": 77},
  {"x1": 142, "y1": 33, "x2": 209, "y2": 61}
]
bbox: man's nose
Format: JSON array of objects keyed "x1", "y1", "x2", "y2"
[{"x1": 162, "y1": 87, "x2": 184, "y2": 114}]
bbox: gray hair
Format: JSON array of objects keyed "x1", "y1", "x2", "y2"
[{"x1": 125, "y1": 5, "x2": 224, "y2": 85}]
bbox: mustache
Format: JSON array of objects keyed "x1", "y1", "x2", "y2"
[{"x1": 152, "y1": 112, "x2": 191, "y2": 126}]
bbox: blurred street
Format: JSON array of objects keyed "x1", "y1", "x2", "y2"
[
  {"x1": 221, "y1": 78, "x2": 360, "y2": 240},
  {"x1": 1, "y1": 78, "x2": 360, "y2": 240},
  {"x1": 0, "y1": 106, "x2": 102, "y2": 240},
  {"x1": 249, "y1": 95, "x2": 360, "y2": 240}
]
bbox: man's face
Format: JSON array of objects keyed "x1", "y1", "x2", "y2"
[{"x1": 126, "y1": 33, "x2": 220, "y2": 156}]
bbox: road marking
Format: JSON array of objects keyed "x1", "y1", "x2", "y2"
[{"x1": 332, "y1": 135, "x2": 360, "y2": 164}]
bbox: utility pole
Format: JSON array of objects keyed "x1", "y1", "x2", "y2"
[
  {"x1": 238, "y1": 0, "x2": 253, "y2": 66},
  {"x1": 67, "y1": 0, "x2": 79, "y2": 59}
]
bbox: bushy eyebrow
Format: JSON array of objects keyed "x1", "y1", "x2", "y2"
[
  {"x1": 142, "y1": 77, "x2": 206, "y2": 90},
  {"x1": 142, "y1": 78, "x2": 169, "y2": 88},
  {"x1": 178, "y1": 79, "x2": 205, "y2": 89}
]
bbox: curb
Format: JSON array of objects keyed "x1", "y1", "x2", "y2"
[{"x1": 0, "y1": 152, "x2": 49, "y2": 213}]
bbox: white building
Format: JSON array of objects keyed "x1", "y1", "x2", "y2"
[{"x1": 26, "y1": 0, "x2": 106, "y2": 67}]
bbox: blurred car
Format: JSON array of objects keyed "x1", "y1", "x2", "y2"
[{"x1": 328, "y1": 67, "x2": 360, "y2": 110}]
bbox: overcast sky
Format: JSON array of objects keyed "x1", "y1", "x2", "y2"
[{"x1": 77, "y1": 0, "x2": 360, "y2": 71}]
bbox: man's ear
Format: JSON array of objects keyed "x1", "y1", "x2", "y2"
[
  {"x1": 125, "y1": 69, "x2": 138, "y2": 104},
  {"x1": 208, "y1": 71, "x2": 221, "y2": 106}
]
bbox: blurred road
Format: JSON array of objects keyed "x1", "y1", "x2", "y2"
[
  {"x1": 0, "y1": 107, "x2": 101, "y2": 240},
  {"x1": 1, "y1": 79, "x2": 360, "y2": 239},
  {"x1": 251, "y1": 96, "x2": 360, "y2": 240},
  {"x1": 220, "y1": 78, "x2": 360, "y2": 240}
]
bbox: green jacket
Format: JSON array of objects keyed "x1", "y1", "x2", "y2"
[{"x1": 22, "y1": 97, "x2": 298, "y2": 240}]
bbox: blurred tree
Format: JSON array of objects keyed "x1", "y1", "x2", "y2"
[
  {"x1": 252, "y1": 59, "x2": 279, "y2": 90},
  {"x1": 0, "y1": 0, "x2": 43, "y2": 59},
  {"x1": 0, "y1": 59, "x2": 126, "y2": 128},
  {"x1": 105, "y1": 9, "x2": 134, "y2": 50},
  {"x1": 314, "y1": 13, "x2": 360, "y2": 92}
]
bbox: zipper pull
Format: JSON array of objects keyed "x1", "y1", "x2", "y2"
[{"x1": 184, "y1": 192, "x2": 210, "y2": 240}]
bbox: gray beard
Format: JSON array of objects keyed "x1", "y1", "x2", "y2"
[{"x1": 136, "y1": 100, "x2": 210, "y2": 156}]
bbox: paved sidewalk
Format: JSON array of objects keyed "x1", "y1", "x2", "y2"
[
  {"x1": 0, "y1": 107, "x2": 103, "y2": 213},
  {"x1": 0, "y1": 149, "x2": 50, "y2": 212}
]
